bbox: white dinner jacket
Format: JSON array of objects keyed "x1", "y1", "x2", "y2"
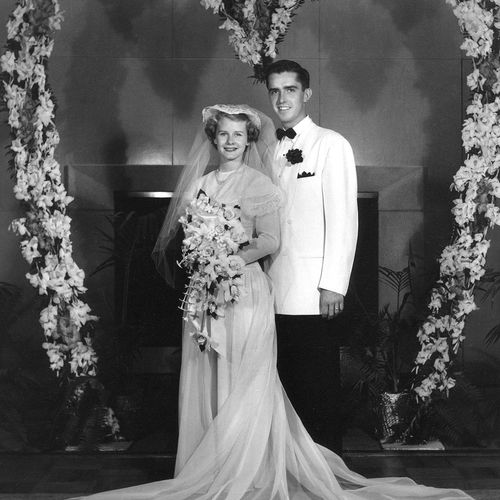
[{"x1": 267, "y1": 116, "x2": 358, "y2": 315}]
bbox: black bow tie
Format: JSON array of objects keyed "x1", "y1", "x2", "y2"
[{"x1": 276, "y1": 127, "x2": 297, "y2": 140}]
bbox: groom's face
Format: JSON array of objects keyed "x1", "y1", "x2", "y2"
[{"x1": 267, "y1": 71, "x2": 311, "y2": 129}]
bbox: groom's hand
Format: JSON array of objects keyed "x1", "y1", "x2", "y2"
[{"x1": 319, "y1": 289, "x2": 344, "y2": 320}]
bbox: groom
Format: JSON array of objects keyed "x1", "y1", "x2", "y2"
[{"x1": 265, "y1": 60, "x2": 358, "y2": 453}]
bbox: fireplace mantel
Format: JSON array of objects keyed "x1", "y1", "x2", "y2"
[{"x1": 65, "y1": 164, "x2": 423, "y2": 212}]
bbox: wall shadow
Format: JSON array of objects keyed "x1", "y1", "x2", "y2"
[
  {"x1": 97, "y1": 0, "x2": 215, "y2": 121},
  {"x1": 371, "y1": 0, "x2": 461, "y2": 262},
  {"x1": 61, "y1": 6, "x2": 129, "y2": 168},
  {"x1": 321, "y1": 1, "x2": 462, "y2": 267}
]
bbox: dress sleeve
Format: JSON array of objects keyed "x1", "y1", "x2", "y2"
[
  {"x1": 238, "y1": 209, "x2": 280, "y2": 264},
  {"x1": 240, "y1": 181, "x2": 283, "y2": 217},
  {"x1": 238, "y1": 175, "x2": 283, "y2": 264}
]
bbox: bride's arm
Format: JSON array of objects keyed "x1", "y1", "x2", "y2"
[{"x1": 237, "y1": 209, "x2": 280, "y2": 264}]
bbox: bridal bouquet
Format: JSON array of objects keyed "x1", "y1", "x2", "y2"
[{"x1": 178, "y1": 190, "x2": 248, "y2": 351}]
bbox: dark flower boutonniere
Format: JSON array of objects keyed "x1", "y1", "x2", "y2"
[{"x1": 285, "y1": 148, "x2": 304, "y2": 165}]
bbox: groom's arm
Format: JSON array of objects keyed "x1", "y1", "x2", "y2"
[{"x1": 318, "y1": 134, "x2": 358, "y2": 303}]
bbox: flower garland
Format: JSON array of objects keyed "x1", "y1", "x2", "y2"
[
  {"x1": 0, "y1": 0, "x2": 98, "y2": 376},
  {"x1": 200, "y1": 0, "x2": 310, "y2": 81},
  {"x1": 413, "y1": 0, "x2": 500, "y2": 401}
]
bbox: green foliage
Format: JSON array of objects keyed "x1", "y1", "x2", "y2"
[
  {"x1": 477, "y1": 268, "x2": 500, "y2": 345},
  {"x1": 0, "y1": 282, "x2": 113, "y2": 452},
  {"x1": 0, "y1": 282, "x2": 60, "y2": 451},
  {"x1": 91, "y1": 210, "x2": 162, "y2": 393},
  {"x1": 347, "y1": 255, "x2": 420, "y2": 400},
  {"x1": 405, "y1": 372, "x2": 500, "y2": 447},
  {"x1": 342, "y1": 248, "x2": 431, "y2": 441}
]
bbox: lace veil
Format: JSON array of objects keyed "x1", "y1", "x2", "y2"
[{"x1": 151, "y1": 104, "x2": 277, "y2": 286}]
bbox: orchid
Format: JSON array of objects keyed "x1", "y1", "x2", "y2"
[
  {"x1": 1, "y1": 0, "x2": 98, "y2": 376},
  {"x1": 179, "y1": 191, "x2": 248, "y2": 351},
  {"x1": 413, "y1": 0, "x2": 500, "y2": 402},
  {"x1": 200, "y1": 0, "x2": 309, "y2": 80}
]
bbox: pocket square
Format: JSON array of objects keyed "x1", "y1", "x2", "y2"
[{"x1": 297, "y1": 171, "x2": 315, "y2": 179}]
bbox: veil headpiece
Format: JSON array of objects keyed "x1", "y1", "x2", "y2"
[
  {"x1": 152, "y1": 104, "x2": 277, "y2": 286},
  {"x1": 202, "y1": 103, "x2": 261, "y2": 129}
]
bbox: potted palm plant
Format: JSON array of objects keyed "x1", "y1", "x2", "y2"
[{"x1": 345, "y1": 252, "x2": 422, "y2": 443}]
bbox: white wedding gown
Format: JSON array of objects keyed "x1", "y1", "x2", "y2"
[{"x1": 73, "y1": 167, "x2": 472, "y2": 500}]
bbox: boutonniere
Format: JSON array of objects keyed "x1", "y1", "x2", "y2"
[{"x1": 284, "y1": 148, "x2": 303, "y2": 165}]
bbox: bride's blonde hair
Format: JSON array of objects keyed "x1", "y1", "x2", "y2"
[{"x1": 204, "y1": 111, "x2": 261, "y2": 145}]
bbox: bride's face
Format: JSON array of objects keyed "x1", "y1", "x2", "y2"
[{"x1": 215, "y1": 117, "x2": 249, "y2": 163}]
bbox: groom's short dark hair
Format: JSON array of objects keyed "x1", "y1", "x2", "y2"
[{"x1": 265, "y1": 60, "x2": 310, "y2": 90}]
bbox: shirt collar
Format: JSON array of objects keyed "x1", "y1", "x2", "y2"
[{"x1": 291, "y1": 115, "x2": 312, "y2": 137}]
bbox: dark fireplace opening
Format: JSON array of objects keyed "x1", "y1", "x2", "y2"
[
  {"x1": 338, "y1": 193, "x2": 379, "y2": 342},
  {"x1": 114, "y1": 191, "x2": 184, "y2": 348}
]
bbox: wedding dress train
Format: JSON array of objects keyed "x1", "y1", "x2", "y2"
[{"x1": 74, "y1": 169, "x2": 472, "y2": 500}]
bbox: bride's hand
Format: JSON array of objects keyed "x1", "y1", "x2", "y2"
[{"x1": 319, "y1": 289, "x2": 344, "y2": 320}]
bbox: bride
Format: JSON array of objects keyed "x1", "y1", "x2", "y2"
[{"x1": 73, "y1": 105, "x2": 472, "y2": 500}]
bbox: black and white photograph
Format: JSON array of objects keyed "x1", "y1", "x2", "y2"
[{"x1": 0, "y1": 1, "x2": 499, "y2": 499}]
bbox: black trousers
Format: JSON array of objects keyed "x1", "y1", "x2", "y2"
[{"x1": 276, "y1": 314, "x2": 342, "y2": 454}]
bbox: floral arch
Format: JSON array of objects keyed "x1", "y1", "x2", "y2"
[{"x1": 1, "y1": 0, "x2": 499, "y2": 405}]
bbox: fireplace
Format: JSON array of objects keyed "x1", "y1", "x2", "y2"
[
  {"x1": 66, "y1": 162, "x2": 423, "y2": 358},
  {"x1": 65, "y1": 163, "x2": 419, "y2": 446}
]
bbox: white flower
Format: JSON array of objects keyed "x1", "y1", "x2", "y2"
[
  {"x1": 0, "y1": 51, "x2": 16, "y2": 74},
  {"x1": 40, "y1": 302, "x2": 58, "y2": 337},
  {"x1": 42, "y1": 210, "x2": 72, "y2": 239},
  {"x1": 7, "y1": 4, "x2": 27, "y2": 39},
  {"x1": 454, "y1": 1, "x2": 494, "y2": 57},
  {"x1": 441, "y1": 376, "x2": 456, "y2": 391},
  {"x1": 9, "y1": 218, "x2": 28, "y2": 237},
  {"x1": 68, "y1": 299, "x2": 97, "y2": 328},
  {"x1": 414, "y1": 375, "x2": 438, "y2": 399},
  {"x1": 281, "y1": 0, "x2": 298, "y2": 8},
  {"x1": 452, "y1": 155, "x2": 486, "y2": 191},
  {"x1": 36, "y1": 92, "x2": 55, "y2": 126},
  {"x1": 484, "y1": 204, "x2": 500, "y2": 225},
  {"x1": 200, "y1": 0, "x2": 223, "y2": 14},
  {"x1": 242, "y1": 0, "x2": 256, "y2": 21},
  {"x1": 488, "y1": 178, "x2": 500, "y2": 198},
  {"x1": 451, "y1": 198, "x2": 476, "y2": 225},
  {"x1": 20, "y1": 236, "x2": 42, "y2": 264},
  {"x1": 70, "y1": 341, "x2": 98, "y2": 376},
  {"x1": 14, "y1": 55, "x2": 36, "y2": 81},
  {"x1": 415, "y1": 343, "x2": 434, "y2": 365},
  {"x1": 42, "y1": 341, "x2": 66, "y2": 373},
  {"x1": 429, "y1": 290, "x2": 444, "y2": 312},
  {"x1": 434, "y1": 357, "x2": 447, "y2": 373}
]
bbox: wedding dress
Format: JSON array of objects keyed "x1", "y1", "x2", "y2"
[{"x1": 73, "y1": 167, "x2": 472, "y2": 500}]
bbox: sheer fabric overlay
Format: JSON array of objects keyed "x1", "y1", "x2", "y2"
[
  {"x1": 151, "y1": 104, "x2": 277, "y2": 288},
  {"x1": 73, "y1": 167, "x2": 472, "y2": 500}
]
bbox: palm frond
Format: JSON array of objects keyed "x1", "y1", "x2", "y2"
[
  {"x1": 379, "y1": 266, "x2": 410, "y2": 294},
  {"x1": 485, "y1": 323, "x2": 500, "y2": 345},
  {"x1": 477, "y1": 268, "x2": 500, "y2": 305}
]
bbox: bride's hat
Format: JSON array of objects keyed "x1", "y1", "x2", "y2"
[{"x1": 202, "y1": 104, "x2": 262, "y2": 129}]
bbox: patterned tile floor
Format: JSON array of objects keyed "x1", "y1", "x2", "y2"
[{"x1": 0, "y1": 451, "x2": 499, "y2": 499}]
